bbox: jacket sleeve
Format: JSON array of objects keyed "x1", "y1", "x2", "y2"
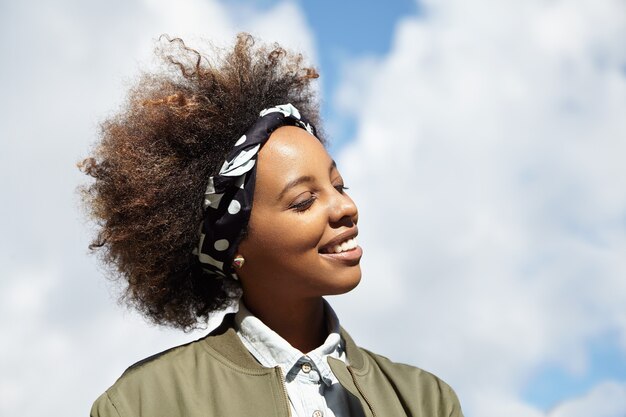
[
  {"x1": 438, "y1": 378, "x2": 464, "y2": 417},
  {"x1": 90, "y1": 392, "x2": 122, "y2": 417}
]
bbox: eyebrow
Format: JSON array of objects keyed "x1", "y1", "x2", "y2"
[{"x1": 277, "y1": 159, "x2": 337, "y2": 201}]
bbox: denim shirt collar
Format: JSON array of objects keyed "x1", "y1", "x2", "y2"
[{"x1": 235, "y1": 300, "x2": 345, "y2": 386}]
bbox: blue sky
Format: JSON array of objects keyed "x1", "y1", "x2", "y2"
[
  {"x1": 524, "y1": 334, "x2": 626, "y2": 409},
  {"x1": 1, "y1": 1, "x2": 625, "y2": 416},
  {"x1": 295, "y1": 0, "x2": 419, "y2": 149},
  {"x1": 294, "y1": 0, "x2": 418, "y2": 91},
  {"x1": 222, "y1": 0, "x2": 419, "y2": 149}
]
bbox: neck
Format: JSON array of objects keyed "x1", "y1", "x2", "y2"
[{"x1": 242, "y1": 295, "x2": 327, "y2": 353}]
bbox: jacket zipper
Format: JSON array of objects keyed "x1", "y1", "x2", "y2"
[
  {"x1": 347, "y1": 366, "x2": 377, "y2": 417},
  {"x1": 275, "y1": 366, "x2": 292, "y2": 417}
]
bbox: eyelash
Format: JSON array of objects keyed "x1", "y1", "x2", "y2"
[{"x1": 290, "y1": 184, "x2": 349, "y2": 213}]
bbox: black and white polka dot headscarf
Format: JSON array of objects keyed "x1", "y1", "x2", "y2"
[{"x1": 194, "y1": 103, "x2": 318, "y2": 280}]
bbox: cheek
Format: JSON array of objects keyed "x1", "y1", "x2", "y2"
[{"x1": 246, "y1": 208, "x2": 326, "y2": 257}]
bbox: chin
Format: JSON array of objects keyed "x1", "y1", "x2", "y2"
[{"x1": 325, "y1": 267, "x2": 362, "y2": 296}]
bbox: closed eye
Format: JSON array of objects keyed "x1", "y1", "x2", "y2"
[{"x1": 289, "y1": 193, "x2": 317, "y2": 212}]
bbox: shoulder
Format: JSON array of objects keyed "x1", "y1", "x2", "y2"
[
  {"x1": 121, "y1": 336, "x2": 210, "y2": 376},
  {"x1": 359, "y1": 347, "x2": 463, "y2": 416},
  {"x1": 340, "y1": 327, "x2": 460, "y2": 401},
  {"x1": 91, "y1": 337, "x2": 211, "y2": 417},
  {"x1": 100, "y1": 316, "x2": 245, "y2": 394},
  {"x1": 90, "y1": 315, "x2": 248, "y2": 417},
  {"x1": 90, "y1": 317, "x2": 272, "y2": 417},
  {"x1": 112, "y1": 333, "x2": 217, "y2": 387},
  {"x1": 362, "y1": 347, "x2": 459, "y2": 395},
  {"x1": 346, "y1": 347, "x2": 463, "y2": 417}
]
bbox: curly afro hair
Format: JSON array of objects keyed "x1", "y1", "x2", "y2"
[{"x1": 80, "y1": 33, "x2": 323, "y2": 331}]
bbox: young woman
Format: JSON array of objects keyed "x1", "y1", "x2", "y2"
[{"x1": 83, "y1": 33, "x2": 463, "y2": 417}]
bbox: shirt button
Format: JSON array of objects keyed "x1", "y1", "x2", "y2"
[
  {"x1": 312, "y1": 411, "x2": 323, "y2": 417},
  {"x1": 301, "y1": 362, "x2": 312, "y2": 373}
]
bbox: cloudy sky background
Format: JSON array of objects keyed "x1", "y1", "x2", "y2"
[{"x1": 1, "y1": 0, "x2": 625, "y2": 416}]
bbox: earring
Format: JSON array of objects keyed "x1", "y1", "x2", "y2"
[{"x1": 232, "y1": 255, "x2": 245, "y2": 269}]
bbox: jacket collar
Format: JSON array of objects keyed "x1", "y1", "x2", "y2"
[
  {"x1": 339, "y1": 326, "x2": 364, "y2": 370},
  {"x1": 201, "y1": 314, "x2": 366, "y2": 372}
]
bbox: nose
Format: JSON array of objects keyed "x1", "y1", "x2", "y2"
[{"x1": 329, "y1": 189, "x2": 358, "y2": 226}]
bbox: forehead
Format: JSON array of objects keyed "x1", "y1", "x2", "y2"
[
  {"x1": 258, "y1": 126, "x2": 330, "y2": 173},
  {"x1": 255, "y1": 126, "x2": 331, "y2": 192}
]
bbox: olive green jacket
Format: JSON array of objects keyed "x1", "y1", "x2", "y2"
[{"x1": 91, "y1": 319, "x2": 463, "y2": 417}]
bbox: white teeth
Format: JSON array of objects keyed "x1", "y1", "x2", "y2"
[{"x1": 329, "y1": 237, "x2": 358, "y2": 253}]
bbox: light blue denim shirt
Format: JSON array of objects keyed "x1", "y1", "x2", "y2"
[{"x1": 235, "y1": 300, "x2": 352, "y2": 417}]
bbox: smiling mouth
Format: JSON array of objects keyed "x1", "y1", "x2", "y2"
[
  {"x1": 319, "y1": 244, "x2": 363, "y2": 265},
  {"x1": 318, "y1": 227, "x2": 359, "y2": 255},
  {"x1": 319, "y1": 237, "x2": 359, "y2": 254},
  {"x1": 318, "y1": 232, "x2": 363, "y2": 265}
]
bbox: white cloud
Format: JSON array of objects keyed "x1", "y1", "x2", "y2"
[
  {"x1": 548, "y1": 382, "x2": 626, "y2": 417},
  {"x1": 230, "y1": 1, "x2": 317, "y2": 62},
  {"x1": 332, "y1": 0, "x2": 626, "y2": 416}
]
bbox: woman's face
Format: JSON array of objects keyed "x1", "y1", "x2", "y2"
[{"x1": 237, "y1": 126, "x2": 362, "y2": 302}]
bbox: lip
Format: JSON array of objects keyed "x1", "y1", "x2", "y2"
[
  {"x1": 319, "y1": 245, "x2": 363, "y2": 266},
  {"x1": 318, "y1": 228, "x2": 359, "y2": 254}
]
